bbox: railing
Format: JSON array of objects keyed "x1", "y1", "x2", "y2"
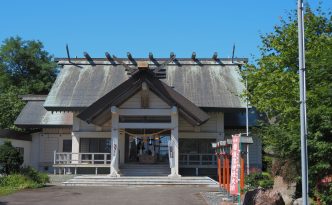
[
  {"x1": 54, "y1": 151, "x2": 111, "y2": 165},
  {"x1": 179, "y1": 153, "x2": 217, "y2": 167}
]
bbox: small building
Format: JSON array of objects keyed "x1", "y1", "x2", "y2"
[
  {"x1": 0, "y1": 129, "x2": 32, "y2": 167},
  {"x1": 14, "y1": 55, "x2": 262, "y2": 177}
]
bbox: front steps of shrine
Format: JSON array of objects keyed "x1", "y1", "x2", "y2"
[
  {"x1": 120, "y1": 164, "x2": 171, "y2": 176},
  {"x1": 62, "y1": 176, "x2": 218, "y2": 187}
]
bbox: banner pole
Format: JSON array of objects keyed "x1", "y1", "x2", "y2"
[{"x1": 238, "y1": 136, "x2": 241, "y2": 204}]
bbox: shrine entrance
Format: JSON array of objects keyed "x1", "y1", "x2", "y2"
[{"x1": 124, "y1": 129, "x2": 170, "y2": 164}]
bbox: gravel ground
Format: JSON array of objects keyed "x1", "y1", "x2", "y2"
[
  {"x1": 48, "y1": 174, "x2": 75, "y2": 185},
  {"x1": 0, "y1": 185, "x2": 215, "y2": 205},
  {"x1": 201, "y1": 191, "x2": 239, "y2": 205}
]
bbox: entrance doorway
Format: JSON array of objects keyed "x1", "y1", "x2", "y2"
[{"x1": 124, "y1": 129, "x2": 170, "y2": 164}]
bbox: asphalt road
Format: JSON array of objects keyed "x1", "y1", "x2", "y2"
[{"x1": 0, "y1": 185, "x2": 216, "y2": 205}]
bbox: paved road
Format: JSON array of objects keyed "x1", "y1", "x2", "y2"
[{"x1": 0, "y1": 185, "x2": 216, "y2": 205}]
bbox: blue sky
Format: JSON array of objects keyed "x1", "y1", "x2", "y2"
[{"x1": 0, "y1": 0, "x2": 330, "y2": 62}]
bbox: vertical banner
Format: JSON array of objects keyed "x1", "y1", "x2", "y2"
[
  {"x1": 168, "y1": 139, "x2": 175, "y2": 168},
  {"x1": 230, "y1": 134, "x2": 241, "y2": 195},
  {"x1": 110, "y1": 142, "x2": 118, "y2": 168}
]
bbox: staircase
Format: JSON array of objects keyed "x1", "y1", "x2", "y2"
[
  {"x1": 120, "y1": 163, "x2": 171, "y2": 176},
  {"x1": 62, "y1": 163, "x2": 218, "y2": 186},
  {"x1": 63, "y1": 175, "x2": 218, "y2": 186}
]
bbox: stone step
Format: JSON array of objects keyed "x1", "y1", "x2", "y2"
[
  {"x1": 120, "y1": 164, "x2": 171, "y2": 176},
  {"x1": 68, "y1": 179, "x2": 213, "y2": 182},
  {"x1": 63, "y1": 176, "x2": 219, "y2": 187},
  {"x1": 64, "y1": 183, "x2": 218, "y2": 187}
]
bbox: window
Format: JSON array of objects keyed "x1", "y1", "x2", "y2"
[
  {"x1": 179, "y1": 139, "x2": 215, "y2": 154},
  {"x1": 63, "y1": 140, "x2": 72, "y2": 152},
  {"x1": 79, "y1": 138, "x2": 112, "y2": 153}
]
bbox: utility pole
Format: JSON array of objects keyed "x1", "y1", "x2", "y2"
[
  {"x1": 297, "y1": 0, "x2": 308, "y2": 204},
  {"x1": 245, "y1": 78, "x2": 250, "y2": 175}
]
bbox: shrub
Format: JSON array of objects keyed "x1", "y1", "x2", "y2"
[
  {"x1": 245, "y1": 172, "x2": 274, "y2": 191},
  {"x1": 0, "y1": 168, "x2": 49, "y2": 196},
  {"x1": 315, "y1": 182, "x2": 332, "y2": 205},
  {"x1": 21, "y1": 166, "x2": 49, "y2": 184},
  {"x1": 0, "y1": 141, "x2": 23, "y2": 175},
  {"x1": 0, "y1": 174, "x2": 38, "y2": 189},
  {"x1": 0, "y1": 174, "x2": 39, "y2": 195}
]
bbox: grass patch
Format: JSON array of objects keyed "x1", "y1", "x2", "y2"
[
  {"x1": 0, "y1": 167, "x2": 49, "y2": 196},
  {"x1": 244, "y1": 172, "x2": 274, "y2": 191}
]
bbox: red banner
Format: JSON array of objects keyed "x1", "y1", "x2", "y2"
[{"x1": 230, "y1": 134, "x2": 241, "y2": 195}]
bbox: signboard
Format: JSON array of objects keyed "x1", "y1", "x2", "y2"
[
  {"x1": 168, "y1": 139, "x2": 175, "y2": 168},
  {"x1": 230, "y1": 134, "x2": 241, "y2": 195},
  {"x1": 110, "y1": 143, "x2": 118, "y2": 167}
]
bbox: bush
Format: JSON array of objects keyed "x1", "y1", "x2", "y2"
[
  {"x1": 0, "y1": 167, "x2": 49, "y2": 196},
  {"x1": 315, "y1": 182, "x2": 332, "y2": 205},
  {"x1": 0, "y1": 141, "x2": 23, "y2": 175},
  {"x1": 245, "y1": 172, "x2": 274, "y2": 191},
  {"x1": 20, "y1": 167, "x2": 49, "y2": 184},
  {"x1": 0, "y1": 174, "x2": 39, "y2": 195}
]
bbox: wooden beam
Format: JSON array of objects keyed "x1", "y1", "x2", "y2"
[
  {"x1": 119, "y1": 108, "x2": 171, "y2": 116},
  {"x1": 112, "y1": 55, "x2": 136, "y2": 73},
  {"x1": 232, "y1": 44, "x2": 235, "y2": 63},
  {"x1": 149, "y1": 52, "x2": 154, "y2": 60},
  {"x1": 83, "y1": 52, "x2": 93, "y2": 61},
  {"x1": 127, "y1": 52, "x2": 133, "y2": 60},
  {"x1": 191, "y1": 52, "x2": 196, "y2": 61},
  {"x1": 141, "y1": 82, "x2": 149, "y2": 108},
  {"x1": 118, "y1": 122, "x2": 172, "y2": 129},
  {"x1": 105, "y1": 52, "x2": 112, "y2": 61},
  {"x1": 212, "y1": 52, "x2": 218, "y2": 61},
  {"x1": 66, "y1": 44, "x2": 71, "y2": 62},
  {"x1": 137, "y1": 61, "x2": 149, "y2": 70},
  {"x1": 170, "y1": 52, "x2": 175, "y2": 59},
  {"x1": 153, "y1": 53, "x2": 176, "y2": 73}
]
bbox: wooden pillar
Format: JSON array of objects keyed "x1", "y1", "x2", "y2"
[
  {"x1": 223, "y1": 154, "x2": 226, "y2": 189},
  {"x1": 169, "y1": 106, "x2": 181, "y2": 177},
  {"x1": 217, "y1": 155, "x2": 222, "y2": 188},
  {"x1": 241, "y1": 154, "x2": 245, "y2": 193},
  {"x1": 71, "y1": 115, "x2": 80, "y2": 164},
  {"x1": 110, "y1": 106, "x2": 120, "y2": 177},
  {"x1": 71, "y1": 132, "x2": 79, "y2": 164},
  {"x1": 226, "y1": 155, "x2": 230, "y2": 192}
]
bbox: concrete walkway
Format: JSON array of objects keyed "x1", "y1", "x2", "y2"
[{"x1": 0, "y1": 185, "x2": 216, "y2": 205}]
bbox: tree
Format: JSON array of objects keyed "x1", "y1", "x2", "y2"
[
  {"x1": 0, "y1": 141, "x2": 23, "y2": 175},
  {"x1": 243, "y1": 4, "x2": 332, "y2": 203},
  {"x1": 0, "y1": 86, "x2": 26, "y2": 130},
  {"x1": 0, "y1": 37, "x2": 57, "y2": 129},
  {"x1": 0, "y1": 37, "x2": 57, "y2": 94}
]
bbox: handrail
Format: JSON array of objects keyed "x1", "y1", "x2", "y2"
[
  {"x1": 54, "y1": 151, "x2": 111, "y2": 165},
  {"x1": 179, "y1": 153, "x2": 217, "y2": 166}
]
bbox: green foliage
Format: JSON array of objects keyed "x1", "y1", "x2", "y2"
[
  {"x1": 0, "y1": 167, "x2": 49, "y2": 196},
  {"x1": 20, "y1": 166, "x2": 49, "y2": 184},
  {"x1": 0, "y1": 36, "x2": 57, "y2": 94},
  {"x1": 0, "y1": 86, "x2": 26, "y2": 130},
  {"x1": 0, "y1": 173, "x2": 47, "y2": 196},
  {"x1": 243, "y1": 4, "x2": 332, "y2": 203},
  {"x1": 0, "y1": 141, "x2": 23, "y2": 175},
  {"x1": 0, "y1": 36, "x2": 57, "y2": 129},
  {"x1": 245, "y1": 172, "x2": 274, "y2": 191},
  {"x1": 315, "y1": 182, "x2": 332, "y2": 205}
]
